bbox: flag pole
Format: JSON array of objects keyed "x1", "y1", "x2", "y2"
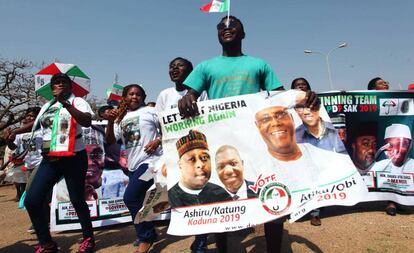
[{"x1": 226, "y1": 0, "x2": 231, "y2": 27}]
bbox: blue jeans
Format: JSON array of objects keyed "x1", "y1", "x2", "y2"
[
  {"x1": 124, "y1": 164, "x2": 157, "y2": 243},
  {"x1": 24, "y1": 150, "x2": 93, "y2": 244}
]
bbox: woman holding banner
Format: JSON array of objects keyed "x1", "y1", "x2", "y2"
[
  {"x1": 106, "y1": 84, "x2": 162, "y2": 253},
  {"x1": 24, "y1": 73, "x2": 95, "y2": 253}
]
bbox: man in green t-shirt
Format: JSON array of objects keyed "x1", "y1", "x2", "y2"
[
  {"x1": 178, "y1": 16, "x2": 318, "y2": 117},
  {"x1": 183, "y1": 51, "x2": 283, "y2": 99},
  {"x1": 178, "y1": 16, "x2": 319, "y2": 253}
]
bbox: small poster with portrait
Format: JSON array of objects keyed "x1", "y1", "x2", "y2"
[
  {"x1": 159, "y1": 90, "x2": 368, "y2": 235},
  {"x1": 50, "y1": 122, "x2": 131, "y2": 232},
  {"x1": 120, "y1": 117, "x2": 141, "y2": 149},
  {"x1": 319, "y1": 90, "x2": 414, "y2": 205}
]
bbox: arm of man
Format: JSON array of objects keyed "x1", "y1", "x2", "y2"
[
  {"x1": 178, "y1": 87, "x2": 201, "y2": 118},
  {"x1": 263, "y1": 61, "x2": 320, "y2": 109},
  {"x1": 178, "y1": 62, "x2": 207, "y2": 118}
]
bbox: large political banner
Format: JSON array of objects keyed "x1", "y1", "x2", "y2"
[
  {"x1": 319, "y1": 90, "x2": 414, "y2": 205},
  {"x1": 50, "y1": 122, "x2": 131, "y2": 231},
  {"x1": 160, "y1": 90, "x2": 368, "y2": 236}
]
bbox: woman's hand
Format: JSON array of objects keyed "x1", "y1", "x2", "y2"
[
  {"x1": 52, "y1": 85, "x2": 69, "y2": 104},
  {"x1": 106, "y1": 109, "x2": 119, "y2": 123},
  {"x1": 144, "y1": 138, "x2": 161, "y2": 155}
]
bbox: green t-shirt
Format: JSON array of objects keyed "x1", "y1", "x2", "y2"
[{"x1": 184, "y1": 55, "x2": 283, "y2": 99}]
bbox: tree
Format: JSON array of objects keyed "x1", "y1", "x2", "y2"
[{"x1": 0, "y1": 58, "x2": 41, "y2": 144}]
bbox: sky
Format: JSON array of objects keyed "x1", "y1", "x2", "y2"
[{"x1": 1, "y1": 0, "x2": 413, "y2": 102}]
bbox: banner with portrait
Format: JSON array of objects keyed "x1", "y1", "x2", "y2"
[
  {"x1": 50, "y1": 122, "x2": 131, "y2": 231},
  {"x1": 319, "y1": 90, "x2": 414, "y2": 206},
  {"x1": 160, "y1": 90, "x2": 368, "y2": 236}
]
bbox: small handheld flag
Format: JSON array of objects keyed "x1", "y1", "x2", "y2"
[
  {"x1": 107, "y1": 83, "x2": 123, "y2": 102},
  {"x1": 200, "y1": 0, "x2": 229, "y2": 13}
]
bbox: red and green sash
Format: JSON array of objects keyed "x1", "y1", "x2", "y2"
[
  {"x1": 34, "y1": 95, "x2": 78, "y2": 157},
  {"x1": 48, "y1": 101, "x2": 77, "y2": 156}
]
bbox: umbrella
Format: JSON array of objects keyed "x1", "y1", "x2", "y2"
[{"x1": 35, "y1": 63, "x2": 90, "y2": 100}]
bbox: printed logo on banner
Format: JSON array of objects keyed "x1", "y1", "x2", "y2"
[
  {"x1": 36, "y1": 76, "x2": 46, "y2": 87},
  {"x1": 380, "y1": 99, "x2": 398, "y2": 115},
  {"x1": 379, "y1": 99, "x2": 414, "y2": 116},
  {"x1": 259, "y1": 182, "x2": 291, "y2": 215},
  {"x1": 249, "y1": 173, "x2": 292, "y2": 215}
]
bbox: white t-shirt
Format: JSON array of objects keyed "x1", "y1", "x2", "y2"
[
  {"x1": 37, "y1": 97, "x2": 94, "y2": 152},
  {"x1": 14, "y1": 130, "x2": 43, "y2": 169},
  {"x1": 114, "y1": 106, "x2": 162, "y2": 171},
  {"x1": 261, "y1": 143, "x2": 353, "y2": 190},
  {"x1": 155, "y1": 87, "x2": 208, "y2": 112}
]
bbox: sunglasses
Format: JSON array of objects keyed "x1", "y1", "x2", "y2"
[{"x1": 217, "y1": 20, "x2": 239, "y2": 30}]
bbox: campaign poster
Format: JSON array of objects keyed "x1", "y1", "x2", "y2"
[
  {"x1": 50, "y1": 122, "x2": 131, "y2": 231},
  {"x1": 319, "y1": 90, "x2": 414, "y2": 205},
  {"x1": 160, "y1": 90, "x2": 368, "y2": 236},
  {"x1": 135, "y1": 158, "x2": 171, "y2": 224}
]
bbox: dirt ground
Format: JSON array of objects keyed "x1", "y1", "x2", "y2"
[{"x1": 0, "y1": 184, "x2": 413, "y2": 253}]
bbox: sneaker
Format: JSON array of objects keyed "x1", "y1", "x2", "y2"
[
  {"x1": 35, "y1": 241, "x2": 58, "y2": 253},
  {"x1": 79, "y1": 237, "x2": 95, "y2": 253},
  {"x1": 27, "y1": 225, "x2": 36, "y2": 234}
]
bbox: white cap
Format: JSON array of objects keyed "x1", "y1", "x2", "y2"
[
  {"x1": 256, "y1": 89, "x2": 304, "y2": 111},
  {"x1": 384, "y1": 123, "x2": 412, "y2": 140}
]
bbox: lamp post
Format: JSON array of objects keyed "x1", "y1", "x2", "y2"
[{"x1": 304, "y1": 42, "x2": 347, "y2": 90}]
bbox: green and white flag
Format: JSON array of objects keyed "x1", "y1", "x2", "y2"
[{"x1": 200, "y1": 0, "x2": 229, "y2": 12}]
